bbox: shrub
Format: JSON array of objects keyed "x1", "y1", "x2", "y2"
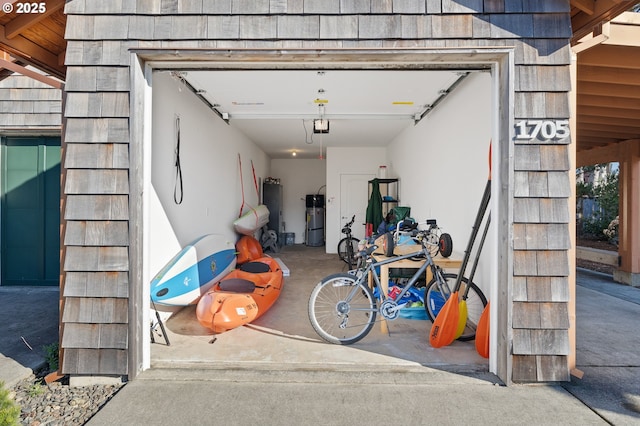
[
  {"x1": 0, "y1": 381, "x2": 20, "y2": 426},
  {"x1": 43, "y1": 342, "x2": 59, "y2": 372},
  {"x1": 577, "y1": 165, "x2": 618, "y2": 240},
  {"x1": 603, "y1": 216, "x2": 619, "y2": 244}
]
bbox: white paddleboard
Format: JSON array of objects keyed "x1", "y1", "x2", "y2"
[{"x1": 150, "y1": 234, "x2": 237, "y2": 306}]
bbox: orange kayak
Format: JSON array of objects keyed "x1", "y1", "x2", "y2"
[
  {"x1": 196, "y1": 257, "x2": 283, "y2": 333},
  {"x1": 235, "y1": 235, "x2": 263, "y2": 265}
]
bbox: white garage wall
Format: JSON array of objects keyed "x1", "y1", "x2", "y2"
[
  {"x1": 150, "y1": 72, "x2": 269, "y2": 276},
  {"x1": 387, "y1": 72, "x2": 493, "y2": 292},
  {"x1": 270, "y1": 158, "x2": 326, "y2": 244}
]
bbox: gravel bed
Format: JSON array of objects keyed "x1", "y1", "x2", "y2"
[{"x1": 9, "y1": 372, "x2": 123, "y2": 426}]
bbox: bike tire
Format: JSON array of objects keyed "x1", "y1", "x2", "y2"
[
  {"x1": 337, "y1": 237, "x2": 360, "y2": 267},
  {"x1": 439, "y1": 233, "x2": 453, "y2": 258},
  {"x1": 424, "y1": 273, "x2": 487, "y2": 341},
  {"x1": 383, "y1": 232, "x2": 394, "y2": 257},
  {"x1": 308, "y1": 273, "x2": 377, "y2": 345}
]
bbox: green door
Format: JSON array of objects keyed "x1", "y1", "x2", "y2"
[{"x1": 1, "y1": 137, "x2": 61, "y2": 286}]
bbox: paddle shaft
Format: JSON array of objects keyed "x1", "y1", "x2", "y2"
[
  {"x1": 436, "y1": 142, "x2": 491, "y2": 348},
  {"x1": 453, "y1": 178, "x2": 491, "y2": 293},
  {"x1": 463, "y1": 212, "x2": 491, "y2": 299}
]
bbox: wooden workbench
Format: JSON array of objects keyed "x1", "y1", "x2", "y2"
[{"x1": 370, "y1": 251, "x2": 463, "y2": 334}]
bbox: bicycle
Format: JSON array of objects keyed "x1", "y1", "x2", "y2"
[
  {"x1": 308, "y1": 221, "x2": 486, "y2": 345},
  {"x1": 337, "y1": 215, "x2": 360, "y2": 269}
]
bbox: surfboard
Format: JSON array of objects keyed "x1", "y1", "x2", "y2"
[
  {"x1": 233, "y1": 204, "x2": 270, "y2": 236},
  {"x1": 151, "y1": 234, "x2": 237, "y2": 307}
]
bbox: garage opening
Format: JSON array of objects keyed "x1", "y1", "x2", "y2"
[{"x1": 136, "y1": 53, "x2": 505, "y2": 374}]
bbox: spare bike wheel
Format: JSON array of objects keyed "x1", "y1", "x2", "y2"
[
  {"x1": 383, "y1": 232, "x2": 394, "y2": 257},
  {"x1": 439, "y1": 233, "x2": 453, "y2": 258}
]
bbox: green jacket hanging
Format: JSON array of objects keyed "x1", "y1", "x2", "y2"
[{"x1": 365, "y1": 179, "x2": 383, "y2": 237}]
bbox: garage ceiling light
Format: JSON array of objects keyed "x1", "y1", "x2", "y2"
[{"x1": 313, "y1": 119, "x2": 329, "y2": 133}]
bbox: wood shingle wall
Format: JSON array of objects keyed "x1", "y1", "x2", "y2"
[
  {"x1": 61, "y1": 0, "x2": 573, "y2": 382},
  {"x1": 0, "y1": 72, "x2": 61, "y2": 130}
]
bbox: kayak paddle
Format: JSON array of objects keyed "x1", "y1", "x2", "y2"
[
  {"x1": 454, "y1": 143, "x2": 492, "y2": 340},
  {"x1": 475, "y1": 301, "x2": 490, "y2": 358},
  {"x1": 429, "y1": 290, "x2": 460, "y2": 348}
]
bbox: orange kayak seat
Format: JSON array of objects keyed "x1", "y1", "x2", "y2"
[{"x1": 239, "y1": 261, "x2": 271, "y2": 274}]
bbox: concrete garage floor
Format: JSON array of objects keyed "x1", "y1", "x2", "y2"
[{"x1": 151, "y1": 244, "x2": 488, "y2": 373}]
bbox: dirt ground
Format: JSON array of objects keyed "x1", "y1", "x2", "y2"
[{"x1": 576, "y1": 237, "x2": 617, "y2": 275}]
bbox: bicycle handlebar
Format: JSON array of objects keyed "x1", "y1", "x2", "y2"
[
  {"x1": 393, "y1": 220, "x2": 440, "y2": 249},
  {"x1": 342, "y1": 215, "x2": 356, "y2": 233},
  {"x1": 356, "y1": 244, "x2": 377, "y2": 258}
]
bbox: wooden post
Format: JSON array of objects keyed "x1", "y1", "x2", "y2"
[
  {"x1": 615, "y1": 140, "x2": 640, "y2": 286},
  {"x1": 568, "y1": 51, "x2": 578, "y2": 376}
]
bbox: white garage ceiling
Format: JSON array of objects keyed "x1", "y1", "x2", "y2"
[{"x1": 174, "y1": 69, "x2": 471, "y2": 159}]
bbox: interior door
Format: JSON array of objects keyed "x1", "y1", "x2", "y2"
[
  {"x1": 1, "y1": 137, "x2": 61, "y2": 286},
  {"x1": 340, "y1": 173, "x2": 375, "y2": 241}
]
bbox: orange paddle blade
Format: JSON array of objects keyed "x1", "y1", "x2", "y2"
[
  {"x1": 429, "y1": 291, "x2": 460, "y2": 348},
  {"x1": 475, "y1": 301, "x2": 490, "y2": 358}
]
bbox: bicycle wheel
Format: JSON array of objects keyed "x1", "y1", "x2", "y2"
[
  {"x1": 438, "y1": 233, "x2": 453, "y2": 258},
  {"x1": 424, "y1": 273, "x2": 487, "y2": 341},
  {"x1": 337, "y1": 237, "x2": 359, "y2": 267},
  {"x1": 308, "y1": 273, "x2": 377, "y2": 345},
  {"x1": 382, "y1": 231, "x2": 394, "y2": 257}
]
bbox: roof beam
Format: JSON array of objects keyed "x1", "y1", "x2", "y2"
[
  {"x1": 577, "y1": 143, "x2": 621, "y2": 167},
  {"x1": 571, "y1": 0, "x2": 638, "y2": 44},
  {"x1": 571, "y1": 0, "x2": 595, "y2": 15},
  {"x1": 606, "y1": 12, "x2": 640, "y2": 47},
  {"x1": 0, "y1": 57, "x2": 62, "y2": 88},
  {"x1": 0, "y1": 24, "x2": 64, "y2": 79}
]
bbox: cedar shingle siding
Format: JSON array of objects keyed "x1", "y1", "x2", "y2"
[
  {"x1": 61, "y1": 0, "x2": 573, "y2": 382},
  {"x1": 0, "y1": 72, "x2": 61, "y2": 129}
]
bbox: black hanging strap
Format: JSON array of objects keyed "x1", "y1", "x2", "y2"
[{"x1": 174, "y1": 115, "x2": 183, "y2": 204}]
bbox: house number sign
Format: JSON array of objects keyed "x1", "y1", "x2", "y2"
[{"x1": 515, "y1": 120, "x2": 570, "y2": 141}]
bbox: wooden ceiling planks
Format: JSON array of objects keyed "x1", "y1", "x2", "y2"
[
  {"x1": 570, "y1": 0, "x2": 638, "y2": 43},
  {"x1": 575, "y1": 11, "x2": 640, "y2": 154},
  {"x1": 0, "y1": 0, "x2": 66, "y2": 79}
]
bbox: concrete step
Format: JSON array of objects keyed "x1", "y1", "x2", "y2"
[{"x1": 143, "y1": 364, "x2": 499, "y2": 386}]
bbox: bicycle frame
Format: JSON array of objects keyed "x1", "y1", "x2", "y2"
[
  {"x1": 353, "y1": 239, "x2": 451, "y2": 319},
  {"x1": 309, "y1": 222, "x2": 487, "y2": 345}
]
